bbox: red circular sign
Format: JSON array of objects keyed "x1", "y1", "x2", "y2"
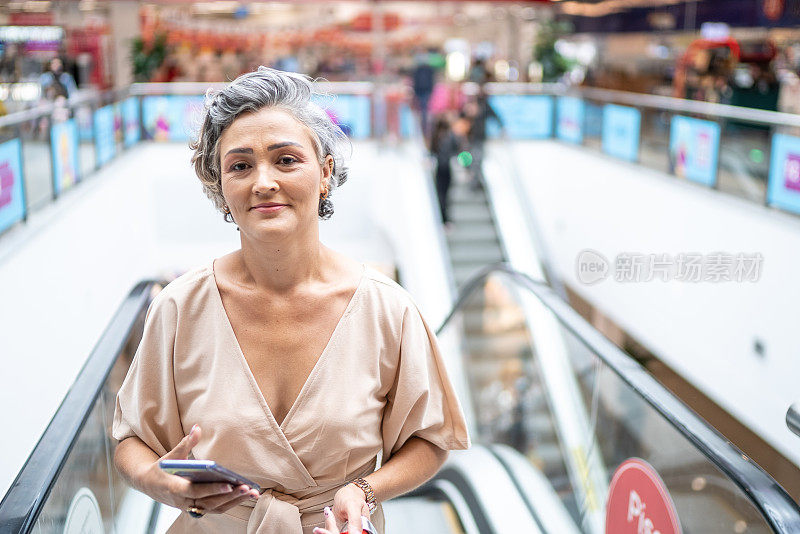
[{"x1": 605, "y1": 458, "x2": 682, "y2": 534}]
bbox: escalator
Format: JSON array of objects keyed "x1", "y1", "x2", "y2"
[{"x1": 3, "y1": 267, "x2": 800, "y2": 533}]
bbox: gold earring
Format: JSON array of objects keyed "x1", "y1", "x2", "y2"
[{"x1": 223, "y1": 205, "x2": 230, "y2": 213}]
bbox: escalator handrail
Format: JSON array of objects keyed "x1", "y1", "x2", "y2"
[
  {"x1": 0, "y1": 281, "x2": 162, "y2": 533},
  {"x1": 436, "y1": 263, "x2": 800, "y2": 533}
]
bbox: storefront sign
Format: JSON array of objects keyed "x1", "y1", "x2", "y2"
[
  {"x1": 94, "y1": 105, "x2": 116, "y2": 166},
  {"x1": 313, "y1": 94, "x2": 371, "y2": 139},
  {"x1": 669, "y1": 116, "x2": 720, "y2": 187},
  {"x1": 767, "y1": 133, "x2": 800, "y2": 215},
  {"x1": 51, "y1": 119, "x2": 80, "y2": 195},
  {"x1": 602, "y1": 104, "x2": 641, "y2": 162},
  {"x1": 142, "y1": 95, "x2": 205, "y2": 142},
  {"x1": 606, "y1": 458, "x2": 682, "y2": 534},
  {"x1": 0, "y1": 138, "x2": 25, "y2": 234},
  {"x1": 557, "y1": 96, "x2": 585, "y2": 144},
  {"x1": 122, "y1": 97, "x2": 140, "y2": 147},
  {"x1": 488, "y1": 95, "x2": 553, "y2": 139}
]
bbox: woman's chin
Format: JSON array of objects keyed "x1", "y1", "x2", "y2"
[{"x1": 240, "y1": 217, "x2": 296, "y2": 238}]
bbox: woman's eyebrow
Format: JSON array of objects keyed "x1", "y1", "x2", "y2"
[
  {"x1": 224, "y1": 147, "x2": 253, "y2": 157},
  {"x1": 267, "y1": 141, "x2": 302, "y2": 151}
]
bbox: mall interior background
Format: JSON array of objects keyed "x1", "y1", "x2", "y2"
[{"x1": 3, "y1": 1, "x2": 800, "y2": 533}]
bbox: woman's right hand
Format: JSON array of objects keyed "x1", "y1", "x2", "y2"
[{"x1": 137, "y1": 424, "x2": 261, "y2": 514}]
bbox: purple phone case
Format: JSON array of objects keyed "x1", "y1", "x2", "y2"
[{"x1": 159, "y1": 459, "x2": 261, "y2": 492}]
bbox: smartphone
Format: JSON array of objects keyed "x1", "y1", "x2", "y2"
[{"x1": 159, "y1": 459, "x2": 261, "y2": 493}]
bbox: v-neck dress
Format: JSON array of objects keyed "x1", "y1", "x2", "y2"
[{"x1": 112, "y1": 262, "x2": 471, "y2": 534}]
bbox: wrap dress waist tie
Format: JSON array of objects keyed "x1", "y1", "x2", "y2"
[{"x1": 230, "y1": 486, "x2": 337, "y2": 533}]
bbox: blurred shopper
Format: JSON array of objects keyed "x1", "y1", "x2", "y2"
[
  {"x1": 39, "y1": 58, "x2": 77, "y2": 100},
  {"x1": 112, "y1": 67, "x2": 469, "y2": 534},
  {"x1": 431, "y1": 113, "x2": 469, "y2": 229},
  {"x1": 468, "y1": 58, "x2": 490, "y2": 85},
  {"x1": 411, "y1": 50, "x2": 435, "y2": 139},
  {"x1": 464, "y1": 85, "x2": 502, "y2": 190}
]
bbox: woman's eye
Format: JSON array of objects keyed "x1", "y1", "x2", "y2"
[
  {"x1": 278, "y1": 155, "x2": 297, "y2": 165},
  {"x1": 230, "y1": 162, "x2": 249, "y2": 172}
]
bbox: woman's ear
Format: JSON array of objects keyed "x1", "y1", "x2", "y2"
[{"x1": 320, "y1": 155, "x2": 334, "y2": 193}]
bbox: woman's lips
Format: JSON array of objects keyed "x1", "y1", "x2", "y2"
[{"x1": 252, "y1": 204, "x2": 285, "y2": 213}]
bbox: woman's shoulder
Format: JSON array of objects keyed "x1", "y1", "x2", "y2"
[
  {"x1": 149, "y1": 262, "x2": 215, "y2": 310},
  {"x1": 361, "y1": 265, "x2": 418, "y2": 312}
]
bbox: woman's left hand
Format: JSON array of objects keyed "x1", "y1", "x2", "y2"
[{"x1": 314, "y1": 484, "x2": 369, "y2": 534}]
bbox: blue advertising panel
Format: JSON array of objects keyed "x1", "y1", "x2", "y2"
[
  {"x1": 767, "y1": 133, "x2": 800, "y2": 215},
  {"x1": 557, "y1": 96, "x2": 584, "y2": 144},
  {"x1": 143, "y1": 95, "x2": 205, "y2": 141},
  {"x1": 0, "y1": 138, "x2": 25, "y2": 234},
  {"x1": 94, "y1": 105, "x2": 116, "y2": 166},
  {"x1": 313, "y1": 94, "x2": 371, "y2": 139},
  {"x1": 487, "y1": 95, "x2": 553, "y2": 139},
  {"x1": 76, "y1": 106, "x2": 93, "y2": 141},
  {"x1": 122, "y1": 97, "x2": 140, "y2": 147},
  {"x1": 51, "y1": 119, "x2": 80, "y2": 195},
  {"x1": 399, "y1": 103, "x2": 417, "y2": 139},
  {"x1": 669, "y1": 116, "x2": 721, "y2": 187},
  {"x1": 602, "y1": 104, "x2": 641, "y2": 162},
  {"x1": 113, "y1": 103, "x2": 123, "y2": 146},
  {"x1": 584, "y1": 102, "x2": 603, "y2": 138}
]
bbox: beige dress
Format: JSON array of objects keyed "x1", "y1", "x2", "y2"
[{"x1": 112, "y1": 261, "x2": 471, "y2": 533}]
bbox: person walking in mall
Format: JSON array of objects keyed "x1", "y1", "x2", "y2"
[
  {"x1": 39, "y1": 57, "x2": 77, "y2": 100},
  {"x1": 111, "y1": 67, "x2": 470, "y2": 534},
  {"x1": 411, "y1": 49, "x2": 436, "y2": 140},
  {"x1": 431, "y1": 112, "x2": 470, "y2": 230},
  {"x1": 464, "y1": 83, "x2": 502, "y2": 191}
]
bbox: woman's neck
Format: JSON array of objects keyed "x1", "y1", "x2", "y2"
[{"x1": 236, "y1": 228, "x2": 327, "y2": 294}]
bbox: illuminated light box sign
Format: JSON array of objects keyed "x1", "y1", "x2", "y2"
[
  {"x1": 0, "y1": 26, "x2": 64, "y2": 43},
  {"x1": 51, "y1": 119, "x2": 80, "y2": 195},
  {"x1": 606, "y1": 458, "x2": 682, "y2": 534},
  {"x1": 94, "y1": 105, "x2": 116, "y2": 166},
  {"x1": 313, "y1": 94, "x2": 371, "y2": 139},
  {"x1": 488, "y1": 95, "x2": 553, "y2": 139},
  {"x1": 669, "y1": 116, "x2": 720, "y2": 187},
  {"x1": 767, "y1": 133, "x2": 800, "y2": 215},
  {"x1": 0, "y1": 138, "x2": 25, "y2": 234},
  {"x1": 142, "y1": 95, "x2": 205, "y2": 142},
  {"x1": 122, "y1": 97, "x2": 140, "y2": 147},
  {"x1": 557, "y1": 96, "x2": 584, "y2": 144},
  {"x1": 602, "y1": 104, "x2": 641, "y2": 162}
]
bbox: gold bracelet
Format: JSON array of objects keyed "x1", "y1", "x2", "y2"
[{"x1": 351, "y1": 477, "x2": 377, "y2": 515}]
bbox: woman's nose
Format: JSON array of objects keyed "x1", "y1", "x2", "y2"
[{"x1": 252, "y1": 164, "x2": 279, "y2": 194}]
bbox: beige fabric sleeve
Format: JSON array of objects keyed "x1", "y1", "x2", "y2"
[
  {"x1": 112, "y1": 291, "x2": 185, "y2": 457},
  {"x1": 381, "y1": 302, "x2": 471, "y2": 460}
]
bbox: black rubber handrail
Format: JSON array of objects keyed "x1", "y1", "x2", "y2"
[
  {"x1": 437, "y1": 263, "x2": 800, "y2": 533},
  {"x1": 0, "y1": 281, "x2": 161, "y2": 533}
]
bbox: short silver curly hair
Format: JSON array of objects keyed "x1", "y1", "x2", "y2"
[{"x1": 190, "y1": 66, "x2": 350, "y2": 222}]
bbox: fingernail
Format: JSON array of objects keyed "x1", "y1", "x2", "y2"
[
  {"x1": 222, "y1": 484, "x2": 232, "y2": 493},
  {"x1": 190, "y1": 424, "x2": 197, "y2": 435},
  {"x1": 323, "y1": 506, "x2": 331, "y2": 517}
]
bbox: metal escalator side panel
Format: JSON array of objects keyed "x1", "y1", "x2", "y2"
[{"x1": 435, "y1": 446, "x2": 544, "y2": 534}]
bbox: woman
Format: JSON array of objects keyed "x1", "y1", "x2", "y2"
[{"x1": 112, "y1": 67, "x2": 470, "y2": 534}]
